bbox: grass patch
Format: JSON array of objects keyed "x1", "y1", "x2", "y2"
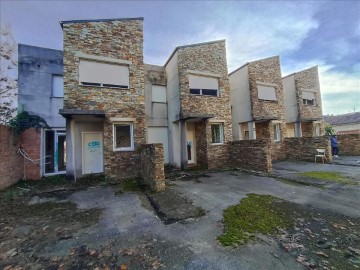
[
  {"x1": 298, "y1": 171, "x2": 357, "y2": 185},
  {"x1": 218, "y1": 194, "x2": 293, "y2": 246}
]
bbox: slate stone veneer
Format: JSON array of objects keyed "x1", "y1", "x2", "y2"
[{"x1": 62, "y1": 18, "x2": 146, "y2": 179}]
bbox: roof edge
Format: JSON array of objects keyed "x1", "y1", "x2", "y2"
[
  {"x1": 164, "y1": 39, "x2": 226, "y2": 67},
  {"x1": 60, "y1": 17, "x2": 144, "y2": 29}
]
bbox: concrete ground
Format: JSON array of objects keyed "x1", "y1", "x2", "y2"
[
  {"x1": 1, "y1": 160, "x2": 360, "y2": 269},
  {"x1": 332, "y1": 155, "x2": 360, "y2": 167}
]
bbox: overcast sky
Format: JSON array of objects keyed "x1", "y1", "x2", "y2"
[{"x1": 1, "y1": 0, "x2": 359, "y2": 115}]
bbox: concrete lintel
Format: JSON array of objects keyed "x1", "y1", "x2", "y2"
[
  {"x1": 76, "y1": 52, "x2": 132, "y2": 65},
  {"x1": 59, "y1": 109, "x2": 105, "y2": 119},
  {"x1": 253, "y1": 116, "x2": 279, "y2": 122},
  {"x1": 256, "y1": 81, "x2": 278, "y2": 87},
  {"x1": 301, "y1": 117, "x2": 322, "y2": 122},
  {"x1": 110, "y1": 117, "x2": 136, "y2": 122}
]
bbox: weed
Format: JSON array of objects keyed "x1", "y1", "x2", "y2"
[
  {"x1": 218, "y1": 194, "x2": 293, "y2": 246},
  {"x1": 298, "y1": 171, "x2": 357, "y2": 185}
]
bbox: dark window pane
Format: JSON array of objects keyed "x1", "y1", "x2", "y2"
[
  {"x1": 190, "y1": 88, "x2": 201, "y2": 95},
  {"x1": 115, "y1": 125, "x2": 131, "y2": 148},
  {"x1": 202, "y1": 89, "x2": 218, "y2": 96},
  {"x1": 211, "y1": 124, "x2": 222, "y2": 143},
  {"x1": 81, "y1": 82, "x2": 101, "y2": 86},
  {"x1": 103, "y1": 84, "x2": 128, "y2": 88}
]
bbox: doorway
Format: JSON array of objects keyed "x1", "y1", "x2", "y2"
[
  {"x1": 44, "y1": 130, "x2": 66, "y2": 175},
  {"x1": 82, "y1": 132, "x2": 104, "y2": 174},
  {"x1": 186, "y1": 123, "x2": 196, "y2": 164}
]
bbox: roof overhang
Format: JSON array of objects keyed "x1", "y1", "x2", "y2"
[
  {"x1": 59, "y1": 109, "x2": 105, "y2": 119},
  {"x1": 253, "y1": 116, "x2": 279, "y2": 122},
  {"x1": 301, "y1": 117, "x2": 323, "y2": 122},
  {"x1": 173, "y1": 113, "x2": 214, "y2": 123}
]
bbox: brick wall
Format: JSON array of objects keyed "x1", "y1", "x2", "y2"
[
  {"x1": 0, "y1": 125, "x2": 41, "y2": 190},
  {"x1": 336, "y1": 134, "x2": 360, "y2": 155},
  {"x1": 140, "y1": 144, "x2": 165, "y2": 192},
  {"x1": 207, "y1": 144, "x2": 230, "y2": 169},
  {"x1": 284, "y1": 137, "x2": 332, "y2": 163},
  {"x1": 229, "y1": 139, "x2": 272, "y2": 172}
]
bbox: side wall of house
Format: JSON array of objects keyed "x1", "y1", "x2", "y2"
[
  {"x1": 63, "y1": 19, "x2": 146, "y2": 179},
  {"x1": 282, "y1": 74, "x2": 298, "y2": 123}
]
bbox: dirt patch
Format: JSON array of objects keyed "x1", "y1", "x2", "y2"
[
  {"x1": 218, "y1": 194, "x2": 360, "y2": 269},
  {"x1": 147, "y1": 189, "x2": 206, "y2": 224}
]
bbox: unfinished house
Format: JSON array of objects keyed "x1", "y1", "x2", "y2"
[
  {"x1": 282, "y1": 66, "x2": 324, "y2": 137},
  {"x1": 59, "y1": 18, "x2": 146, "y2": 180},
  {"x1": 229, "y1": 56, "x2": 286, "y2": 160},
  {"x1": 165, "y1": 40, "x2": 232, "y2": 169},
  {"x1": 18, "y1": 44, "x2": 65, "y2": 176}
]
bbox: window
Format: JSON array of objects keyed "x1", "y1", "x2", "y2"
[
  {"x1": 274, "y1": 124, "x2": 281, "y2": 141},
  {"x1": 113, "y1": 123, "x2": 134, "y2": 151},
  {"x1": 189, "y1": 75, "x2": 218, "y2": 96},
  {"x1": 52, "y1": 75, "x2": 63, "y2": 97},
  {"x1": 244, "y1": 131, "x2": 249, "y2": 140},
  {"x1": 257, "y1": 85, "x2": 277, "y2": 100},
  {"x1": 152, "y1": 85, "x2": 167, "y2": 103},
  {"x1": 302, "y1": 91, "x2": 315, "y2": 106},
  {"x1": 315, "y1": 124, "x2": 321, "y2": 136},
  {"x1": 211, "y1": 124, "x2": 224, "y2": 144},
  {"x1": 79, "y1": 60, "x2": 129, "y2": 88}
]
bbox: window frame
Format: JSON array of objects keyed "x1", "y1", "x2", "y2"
[
  {"x1": 257, "y1": 84, "x2": 277, "y2": 101},
  {"x1": 189, "y1": 75, "x2": 219, "y2": 97},
  {"x1": 274, "y1": 124, "x2": 281, "y2": 142},
  {"x1": 113, "y1": 122, "x2": 134, "y2": 151},
  {"x1": 210, "y1": 123, "x2": 224, "y2": 145},
  {"x1": 303, "y1": 99, "x2": 315, "y2": 106}
]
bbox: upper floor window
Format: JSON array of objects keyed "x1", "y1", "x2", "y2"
[
  {"x1": 79, "y1": 60, "x2": 129, "y2": 89},
  {"x1": 302, "y1": 91, "x2": 316, "y2": 106},
  {"x1": 211, "y1": 123, "x2": 224, "y2": 144},
  {"x1": 274, "y1": 124, "x2": 281, "y2": 141},
  {"x1": 52, "y1": 75, "x2": 63, "y2": 97},
  {"x1": 152, "y1": 85, "x2": 167, "y2": 103},
  {"x1": 257, "y1": 85, "x2": 277, "y2": 101},
  {"x1": 189, "y1": 75, "x2": 218, "y2": 96}
]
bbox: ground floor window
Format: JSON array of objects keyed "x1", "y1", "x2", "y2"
[
  {"x1": 315, "y1": 124, "x2": 321, "y2": 136},
  {"x1": 211, "y1": 124, "x2": 224, "y2": 144},
  {"x1": 113, "y1": 123, "x2": 134, "y2": 151},
  {"x1": 44, "y1": 130, "x2": 66, "y2": 174},
  {"x1": 273, "y1": 124, "x2": 281, "y2": 141}
]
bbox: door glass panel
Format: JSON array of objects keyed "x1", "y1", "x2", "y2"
[
  {"x1": 57, "y1": 134, "x2": 66, "y2": 171},
  {"x1": 45, "y1": 130, "x2": 55, "y2": 173}
]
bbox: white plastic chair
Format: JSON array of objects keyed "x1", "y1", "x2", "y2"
[{"x1": 315, "y1": 149, "x2": 327, "y2": 163}]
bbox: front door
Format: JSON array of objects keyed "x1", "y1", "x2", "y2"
[
  {"x1": 186, "y1": 123, "x2": 196, "y2": 164},
  {"x1": 82, "y1": 132, "x2": 103, "y2": 174}
]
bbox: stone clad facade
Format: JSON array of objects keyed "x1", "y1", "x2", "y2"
[{"x1": 62, "y1": 18, "x2": 146, "y2": 179}]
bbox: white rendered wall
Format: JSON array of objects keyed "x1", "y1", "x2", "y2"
[
  {"x1": 282, "y1": 75, "x2": 298, "y2": 123},
  {"x1": 230, "y1": 65, "x2": 251, "y2": 140},
  {"x1": 148, "y1": 127, "x2": 169, "y2": 163}
]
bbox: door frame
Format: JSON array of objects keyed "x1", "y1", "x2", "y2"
[
  {"x1": 82, "y1": 132, "x2": 104, "y2": 175},
  {"x1": 43, "y1": 129, "x2": 66, "y2": 176}
]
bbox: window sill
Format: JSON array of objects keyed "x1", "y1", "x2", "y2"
[
  {"x1": 210, "y1": 142, "x2": 225, "y2": 145},
  {"x1": 79, "y1": 84, "x2": 130, "y2": 90},
  {"x1": 258, "y1": 99, "x2": 278, "y2": 102},
  {"x1": 113, "y1": 148, "x2": 134, "y2": 152},
  {"x1": 189, "y1": 94, "x2": 219, "y2": 97}
]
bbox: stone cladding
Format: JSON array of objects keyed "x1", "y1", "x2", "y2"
[
  {"x1": 285, "y1": 137, "x2": 332, "y2": 163},
  {"x1": 294, "y1": 66, "x2": 323, "y2": 121},
  {"x1": 176, "y1": 40, "x2": 232, "y2": 169},
  {"x1": 140, "y1": 144, "x2": 165, "y2": 191},
  {"x1": 62, "y1": 19, "x2": 146, "y2": 179},
  {"x1": 335, "y1": 134, "x2": 360, "y2": 155}
]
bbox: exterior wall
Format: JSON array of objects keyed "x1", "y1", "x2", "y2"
[
  {"x1": 229, "y1": 65, "x2": 251, "y2": 140},
  {"x1": 301, "y1": 121, "x2": 314, "y2": 137},
  {"x1": 165, "y1": 52, "x2": 181, "y2": 167},
  {"x1": 285, "y1": 137, "x2": 332, "y2": 163},
  {"x1": 333, "y1": 123, "x2": 360, "y2": 135},
  {"x1": 294, "y1": 66, "x2": 323, "y2": 121},
  {"x1": 0, "y1": 126, "x2": 41, "y2": 190},
  {"x1": 140, "y1": 144, "x2": 165, "y2": 192},
  {"x1": 208, "y1": 144, "x2": 229, "y2": 169},
  {"x1": 282, "y1": 74, "x2": 298, "y2": 123},
  {"x1": 336, "y1": 134, "x2": 360, "y2": 155},
  {"x1": 230, "y1": 140, "x2": 272, "y2": 172},
  {"x1": 62, "y1": 19, "x2": 146, "y2": 179},
  {"x1": 18, "y1": 44, "x2": 64, "y2": 128}
]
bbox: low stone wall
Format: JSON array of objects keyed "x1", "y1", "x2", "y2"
[
  {"x1": 140, "y1": 144, "x2": 165, "y2": 192},
  {"x1": 284, "y1": 137, "x2": 332, "y2": 163},
  {"x1": 0, "y1": 126, "x2": 41, "y2": 190},
  {"x1": 229, "y1": 139, "x2": 272, "y2": 172},
  {"x1": 336, "y1": 134, "x2": 360, "y2": 156},
  {"x1": 207, "y1": 144, "x2": 230, "y2": 169},
  {"x1": 271, "y1": 141, "x2": 287, "y2": 162}
]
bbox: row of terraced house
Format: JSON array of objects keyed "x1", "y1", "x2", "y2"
[{"x1": 16, "y1": 17, "x2": 325, "y2": 181}]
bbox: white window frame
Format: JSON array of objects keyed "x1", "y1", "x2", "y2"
[
  {"x1": 113, "y1": 122, "x2": 134, "y2": 151},
  {"x1": 210, "y1": 123, "x2": 224, "y2": 144},
  {"x1": 303, "y1": 99, "x2": 315, "y2": 106},
  {"x1": 274, "y1": 124, "x2": 281, "y2": 142}
]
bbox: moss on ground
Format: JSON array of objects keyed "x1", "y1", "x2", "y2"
[
  {"x1": 218, "y1": 194, "x2": 293, "y2": 246},
  {"x1": 298, "y1": 171, "x2": 357, "y2": 185}
]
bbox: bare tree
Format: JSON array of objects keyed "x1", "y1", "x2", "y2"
[{"x1": 0, "y1": 25, "x2": 17, "y2": 125}]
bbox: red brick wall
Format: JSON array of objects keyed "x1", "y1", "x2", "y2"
[{"x1": 0, "y1": 125, "x2": 41, "y2": 190}]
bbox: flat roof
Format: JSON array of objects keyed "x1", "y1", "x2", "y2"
[
  {"x1": 164, "y1": 39, "x2": 226, "y2": 67},
  {"x1": 60, "y1": 17, "x2": 144, "y2": 28}
]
